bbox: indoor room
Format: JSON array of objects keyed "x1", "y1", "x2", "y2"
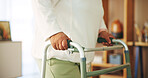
[{"x1": 0, "y1": 0, "x2": 148, "y2": 78}]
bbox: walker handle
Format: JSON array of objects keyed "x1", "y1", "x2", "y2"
[
  {"x1": 97, "y1": 37, "x2": 114, "y2": 44},
  {"x1": 67, "y1": 40, "x2": 73, "y2": 48},
  {"x1": 68, "y1": 38, "x2": 114, "y2": 48}
]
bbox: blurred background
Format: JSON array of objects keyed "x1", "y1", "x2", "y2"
[
  {"x1": 0, "y1": 0, "x2": 148, "y2": 78},
  {"x1": 0, "y1": 0, "x2": 40, "y2": 78}
]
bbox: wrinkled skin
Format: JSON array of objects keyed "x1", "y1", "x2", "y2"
[
  {"x1": 98, "y1": 31, "x2": 115, "y2": 46},
  {"x1": 50, "y1": 31, "x2": 115, "y2": 50}
]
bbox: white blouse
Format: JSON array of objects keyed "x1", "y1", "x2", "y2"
[{"x1": 32, "y1": 0, "x2": 107, "y2": 63}]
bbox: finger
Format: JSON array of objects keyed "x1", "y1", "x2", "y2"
[
  {"x1": 56, "y1": 43, "x2": 59, "y2": 50},
  {"x1": 59, "y1": 41, "x2": 64, "y2": 50},
  {"x1": 106, "y1": 37, "x2": 111, "y2": 44},
  {"x1": 109, "y1": 38, "x2": 113, "y2": 45},
  {"x1": 62, "y1": 39, "x2": 68, "y2": 50},
  {"x1": 102, "y1": 42, "x2": 109, "y2": 46},
  {"x1": 102, "y1": 42, "x2": 107, "y2": 45},
  {"x1": 52, "y1": 43, "x2": 57, "y2": 50},
  {"x1": 109, "y1": 43, "x2": 113, "y2": 46},
  {"x1": 105, "y1": 42, "x2": 110, "y2": 46},
  {"x1": 102, "y1": 42, "x2": 105, "y2": 44},
  {"x1": 67, "y1": 37, "x2": 71, "y2": 40},
  {"x1": 108, "y1": 36, "x2": 115, "y2": 45},
  {"x1": 104, "y1": 42, "x2": 109, "y2": 46},
  {"x1": 103, "y1": 42, "x2": 107, "y2": 45},
  {"x1": 109, "y1": 35, "x2": 115, "y2": 39}
]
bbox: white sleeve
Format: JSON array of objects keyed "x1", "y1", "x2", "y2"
[
  {"x1": 99, "y1": 0, "x2": 107, "y2": 31},
  {"x1": 32, "y1": 0, "x2": 62, "y2": 40},
  {"x1": 99, "y1": 18, "x2": 107, "y2": 30}
]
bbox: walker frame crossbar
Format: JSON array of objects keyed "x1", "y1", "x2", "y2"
[{"x1": 41, "y1": 39, "x2": 132, "y2": 78}]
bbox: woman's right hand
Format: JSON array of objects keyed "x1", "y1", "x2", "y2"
[{"x1": 49, "y1": 32, "x2": 71, "y2": 50}]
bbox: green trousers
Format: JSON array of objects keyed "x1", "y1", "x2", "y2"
[{"x1": 36, "y1": 58, "x2": 81, "y2": 78}]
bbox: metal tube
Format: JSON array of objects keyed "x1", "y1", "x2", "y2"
[
  {"x1": 68, "y1": 45, "x2": 123, "y2": 52},
  {"x1": 69, "y1": 42, "x2": 87, "y2": 78},
  {"x1": 70, "y1": 42, "x2": 85, "y2": 58},
  {"x1": 124, "y1": 50, "x2": 132, "y2": 78},
  {"x1": 41, "y1": 44, "x2": 51, "y2": 78},
  {"x1": 84, "y1": 45, "x2": 123, "y2": 52},
  {"x1": 112, "y1": 39, "x2": 131, "y2": 77},
  {"x1": 80, "y1": 58, "x2": 87, "y2": 78},
  {"x1": 87, "y1": 63, "x2": 130, "y2": 77},
  {"x1": 112, "y1": 39, "x2": 132, "y2": 77},
  {"x1": 41, "y1": 39, "x2": 131, "y2": 78},
  {"x1": 112, "y1": 39, "x2": 128, "y2": 51}
]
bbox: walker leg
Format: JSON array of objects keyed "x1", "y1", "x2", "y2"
[
  {"x1": 80, "y1": 58, "x2": 87, "y2": 78},
  {"x1": 125, "y1": 50, "x2": 132, "y2": 78},
  {"x1": 139, "y1": 46, "x2": 144, "y2": 78}
]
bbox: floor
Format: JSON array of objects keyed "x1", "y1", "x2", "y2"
[
  {"x1": 18, "y1": 74, "x2": 40, "y2": 78},
  {"x1": 17, "y1": 60, "x2": 41, "y2": 78}
]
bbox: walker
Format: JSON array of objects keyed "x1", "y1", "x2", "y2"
[{"x1": 41, "y1": 38, "x2": 132, "y2": 78}]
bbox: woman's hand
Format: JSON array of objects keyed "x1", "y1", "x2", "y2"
[
  {"x1": 98, "y1": 31, "x2": 115, "y2": 46},
  {"x1": 49, "y1": 32, "x2": 71, "y2": 50}
]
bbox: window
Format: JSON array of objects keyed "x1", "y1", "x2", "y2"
[{"x1": 0, "y1": 0, "x2": 40, "y2": 77}]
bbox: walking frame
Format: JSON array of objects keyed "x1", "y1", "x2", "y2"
[{"x1": 41, "y1": 38, "x2": 132, "y2": 78}]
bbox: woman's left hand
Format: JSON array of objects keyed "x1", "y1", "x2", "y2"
[{"x1": 98, "y1": 31, "x2": 115, "y2": 46}]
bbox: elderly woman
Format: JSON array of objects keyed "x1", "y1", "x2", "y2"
[{"x1": 32, "y1": 0, "x2": 114, "y2": 78}]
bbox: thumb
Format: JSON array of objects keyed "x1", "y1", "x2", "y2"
[
  {"x1": 67, "y1": 37, "x2": 71, "y2": 40},
  {"x1": 106, "y1": 37, "x2": 111, "y2": 44}
]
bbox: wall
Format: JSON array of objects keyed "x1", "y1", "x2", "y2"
[
  {"x1": 108, "y1": 0, "x2": 148, "y2": 78},
  {"x1": 0, "y1": 0, "x2": 9, "y2": 20},
  {"x1": 0, "y1": 0, "x2": 40, "y2": 77},
  {"x1": 135, "y1": 0, "x2": 148, "y2": 29},
  {"x1": 135, "y1": 0, "x2": 148, "y2": 78},
  {"x1": 108, "y1": 0, "x2": 124, "y2": 33}
]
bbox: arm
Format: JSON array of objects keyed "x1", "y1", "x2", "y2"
[
  {"x1": 98, "y1": 19, "x2": 115, "y2": 46},
  {"x1": 98, "y1": 2, "x2": 115, "y2": 46},
  {"x1": 32, "y1": 0, "x2": 70, "y2": 50}
]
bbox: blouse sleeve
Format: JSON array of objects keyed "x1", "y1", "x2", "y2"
[
  {"x1": 32, "y1": 0, "x2": 62, "y2": 40},
  {"x1": 98, "y1": 0, "x2": 108, "y2": 33}
]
